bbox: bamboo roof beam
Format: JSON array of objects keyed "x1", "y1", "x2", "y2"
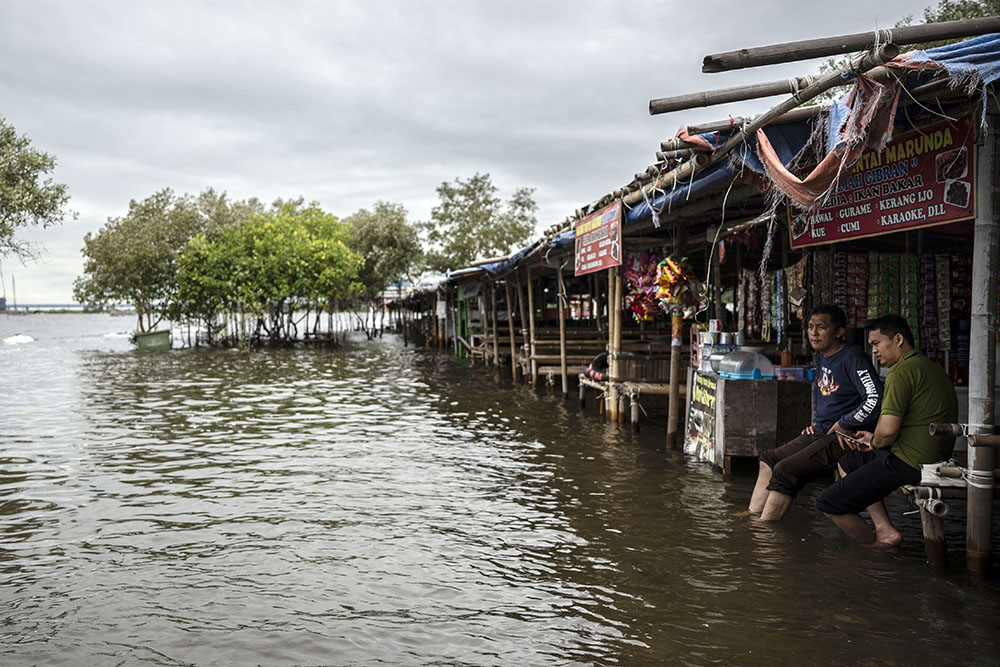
[
  {"x1": 702, "y1": 16, "x2": 1000, "y2": 73},
  {"x1": 653, "y1": 57, "x2": 951, "y2": 117},
  {"x1": 656, "y1": 148, "x2": 697, "y2": 161},
  {"x1": 660, "y1": 138, "x2": 702, "y2": 152},
  {"x1": 682, "y1": 71, "x2": 964, "y2": 135},
  {"x1": 685, "y1": 105, "x2": 824, "y2": 134},
  {"x1": 651, "y1": 76, "x2": 819, "y2": 115}
]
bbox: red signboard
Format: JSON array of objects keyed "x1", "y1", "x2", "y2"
[
  {"x1": 574, "y1": 200, "x2": 622, "y2": 276},
  {"x1": 789, "y1": 116, "x2": 976, "y2": 248}
]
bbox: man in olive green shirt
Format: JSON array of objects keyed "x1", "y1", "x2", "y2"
[{"x1": 817, "y1": 314, "x2": 959, "y2": 545}]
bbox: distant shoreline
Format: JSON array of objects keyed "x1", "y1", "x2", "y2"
[{"x1": 1, "y1": 306, "x2": 135, "y2": 315}]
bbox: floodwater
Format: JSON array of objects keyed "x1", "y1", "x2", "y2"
[{"x1": 2, "y1": 313, "x2": 999, "y2": 666}]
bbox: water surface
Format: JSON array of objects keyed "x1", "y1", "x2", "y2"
[{"x1": 2, "y1": 313, "x2": 999, "y2": 665}]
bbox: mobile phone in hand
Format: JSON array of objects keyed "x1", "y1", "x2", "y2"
[{"x1": 839, "y1": 432, "x2": 870, "y2": 447}]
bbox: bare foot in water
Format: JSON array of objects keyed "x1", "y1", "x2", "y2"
[
  {"x1": 731, "y1": 510, "x2": 758, "y2": 518},
  {"x1": 862, "y1": 528, "x2": 902, "y2": 547},
  {"x1": 876, "y1": 529, "x2": 903, "y2": 546}
]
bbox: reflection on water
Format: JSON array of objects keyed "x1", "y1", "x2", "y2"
[{"x1": 1, "y1": 313, "x2": 999, "y2": 665}]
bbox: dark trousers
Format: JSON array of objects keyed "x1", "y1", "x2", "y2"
[
  {"x1": 816, "y1": 449, "x2": 921, "y2": 515},
  {"x1": 759, "y1": 432, "x2": 850, "y2": 498}
]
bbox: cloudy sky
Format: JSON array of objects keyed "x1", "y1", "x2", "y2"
[{"x1": 1, "y1": 0, "x2": 927, "y2": 303}]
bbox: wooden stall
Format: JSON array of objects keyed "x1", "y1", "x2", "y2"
[{"x1": 684, "y1": 369, "x2": 812, "y2": 474}]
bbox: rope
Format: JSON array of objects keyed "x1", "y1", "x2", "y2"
[
  {"x1": 639, "y1": 179, "x2": 664, "y2": 229},
  {"x1": 964, "y1": 469, "x2": 995, "y2": 490},
  {"x1": 887, "y1": 67, "x2": 958, "y2": 122}
]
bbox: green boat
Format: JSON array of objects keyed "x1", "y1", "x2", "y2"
[{"x1": 134, "y1": 329, "x2": 171, "y2": 350}]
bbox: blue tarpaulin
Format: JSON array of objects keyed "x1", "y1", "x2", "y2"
[{"x1": 625, "y1": 121, "x2": 814, "y2": 225}]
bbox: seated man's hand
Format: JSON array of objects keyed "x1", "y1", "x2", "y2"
[
  {"x1": 801, "y1": 424, "x2": 816, "y2": 435},
  {"x1": 829, "y1": 423, "x2": 864, "y2": 450}
]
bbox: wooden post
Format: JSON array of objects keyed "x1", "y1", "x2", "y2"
[
  {"x1": 557, "y1": 264, "x2": 569, "y2": 397},
  {"x1": 527, "y1": 269, "x2": 538, "y2": 386},
  {"x1": 490, "y1": 282, "x2": 500, "y2": 367},
  {"x1": 505, "y1": 280, "x2": 517, "y2": 381},
  {"x1": 967, "y1": 111, "x2": 1000, "y2": 575},
  {"x1": 579, "y1": 381, "x2": 586, "y2": 409},
  {"x1": 920, "y1": 507, "x2": 948, "y2": 567}
]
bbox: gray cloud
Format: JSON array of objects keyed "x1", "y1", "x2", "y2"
[{"x1": 0, "y1": 0, "x2": 924, "y2": 301}]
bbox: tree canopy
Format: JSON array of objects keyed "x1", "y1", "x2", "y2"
[
  {"x1": 345, "y1": 201, "x2": 422, "y2": 300},
  {"x1": 420, "y1": 172, "x2": 536, "y2": 272},
  {"x1": 174, "y1": 200, "x2": 362, "y2": 344},
  {"x1": 73, "y1": 189, "x2": 263, "y2": 333},
  {"x1": 0, "y1": 116, "x2": 75, "y2": 259}
]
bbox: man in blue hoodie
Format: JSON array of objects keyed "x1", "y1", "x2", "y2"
[{"x1": 748, "y1": 304, "x2": 882, "y2": 520}]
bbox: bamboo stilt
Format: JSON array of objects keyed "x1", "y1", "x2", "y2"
[
  {"x1": 557, "y1": 265, "x2": 569, "y2": 397},
  {"x1": 527, "y1": 269, "x2": 538, "y2": 386},
  {"x1": 967, "y1": 111, "x2": 1000, "y2": 575},
  {"x1": 505, "y1": 280, "x2": 517, "y2": 381},
  {"x1": 920, "y1": 507, "x2": 948, "y2": 567},
  {"x1": 490, "y1": 282, "x2": 500, "y2": 366},
  {"x1": 606, "y1": 267, "x2": 617, "y2": 418},
  {"x1": 516, "y1": 272, "x2": 528, "y2": 380},
  {"x1": 630, "y1": 391, "x2": 640, "y2": 432},
  {"x1": 610, "y1": 266, "x2": 624, "y2": 422},
  {"x1": 667, "y1": 309, "x2": 684, "y2": 448}
]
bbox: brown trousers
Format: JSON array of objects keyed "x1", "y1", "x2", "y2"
[{"x1": 759, "y1": 432, "x2": 849, "y2": 498}]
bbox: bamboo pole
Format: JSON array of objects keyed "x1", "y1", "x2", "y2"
[
  {"x1": 650, "y1": 76, "x2": 818, "y2": 115},
  {"x1": 966, "y1": 111, "x2": 999, "y2": 575},
  {"x1": 702, "y1": 16, "x2": 1000, "y2": 73},
  {"x1": 557, "y1": 264, "x2": 569, "y2": 397},
  {"x1": 505, "y1": 280, "x2": 517, "y2": 381},
  {"x1": 527, "y1": 268, "x2": 538, "y2": 386},
  {"x1": 490, "y1": 282, "x2": 500, "y2": 366}
]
